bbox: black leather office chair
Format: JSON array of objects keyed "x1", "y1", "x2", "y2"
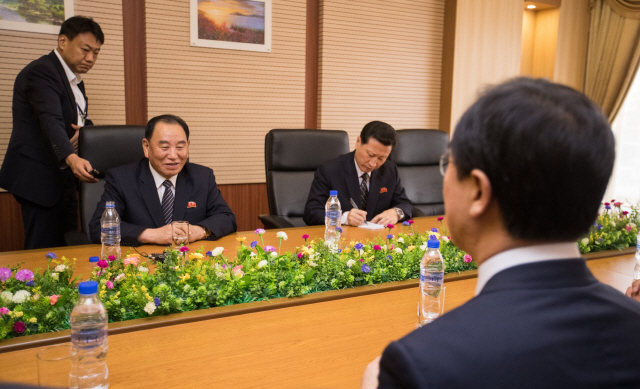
[
  {"x1": 260, "y1": 129, "x2": 350, "y2": 229},
  {"x1": 64, "y1": 125, "x2": 146, "y2": 245},
  {"x1": 389, "y1": 129, "x2": 449, "y2": 217}
]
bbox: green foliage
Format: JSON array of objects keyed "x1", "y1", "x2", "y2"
[{"x1": 578, "y1": 203, "x2": 639, "y2": 254}]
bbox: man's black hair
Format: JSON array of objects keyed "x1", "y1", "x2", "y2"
[
  {"x1": 59, "y1": 16, "x2": 104, "y2": 44},
  {"x1": 450, "y1": 77, "x2": 614, "y2": 241},
  {"x1": 145, "y1": 114, "x2": 190, "y2": 140},
  {"x1": 360, "y1": 121, "x2": 397, "y2": 148}
]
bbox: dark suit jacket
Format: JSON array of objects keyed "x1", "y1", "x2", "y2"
[
  {"x1": 303, "y1": 151, "x2": 413, "y2": 225},
  {"x1": 88, "y1": 159, "x2": 237, "y2": 246},
  {"x1": 378, "y1": 259, "x2": 640, "y2": 388},
  {"x1": 0, "y1": 51, "x2": 92, "y2": 207}
]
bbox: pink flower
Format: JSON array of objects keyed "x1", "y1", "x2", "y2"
[
  {"x1": 123, "y1": 256, "x2": 139, "y2": 267},
  {"x1": 373, "y1": 245, "x2": 382, "y2": 251},
  {"x1": 623, "y1": 211, "x2": 629, "y2": 216},
  {"x1": 0, "y1": 307, "x2": 9, "y2": 315},
  {"x1": 106, "y1": 281, "x2": 114, "y2": 289},
  {"x1": 13, "y1": 321, "x2": 26, "y2": 334},
  {"x1": 297, "y1": 252, "x2": 304, "y2": 259},
  {"x1": 359, "y1": 259, "x2": 364, "y2": 262},
  {"x1": 615, "y1": 202, "x2": 623, "y2": 207},
  {"x1": 232, "y1": 265, "x2": 244, "y2": 277},
  {"x1": 180, "y1": 246, "x2": 189, "y2": 252},
  {"x1": 626, "y1": 226, "x2": 633, "y2": 232},
  {"x1": 408, "y1": 233, "x2": 414, "y2": 236},
  {"x1": 408, "y1": 220, "x2": 414, "y2": 224},
  {"x1": 97, "y1": 260, "x2": 109, "y2": 269},
  {"x1": 389, "y1": 244, "x2": 394, "y2": 250},
  {"x1": 437, "y1": 217, "x2": 444, "y2": 222},
  {"x1": 49, "y1": 295, "x2": 60, "y2": 305},
  {"x1": 464, "y1": 254, "x2": 473, "y2": 263},
  {"x1": 302, "y1": 234, "x2": 309, "y2": 240},
  {"x1": 386, "y1": 224, "x2": 394, "y2": 229},
  {"x1": 108, "y1": 255, "x2": 116, "y2": 262},
  {"x1": 15, "y1": 269, "x2": 34, "y2": 282}
]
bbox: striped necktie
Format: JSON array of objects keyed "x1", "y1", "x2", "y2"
[
  {"x1": 360, "y1": 173, "x2": 369, "y2": 210},
  {"x1": 161, "y1": 180, "x2": 174, "y2": 225}
]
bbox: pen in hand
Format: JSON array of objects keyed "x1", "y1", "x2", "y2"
[{"x1": 349, "y1": 198, "x2": 370, "y2": 225}]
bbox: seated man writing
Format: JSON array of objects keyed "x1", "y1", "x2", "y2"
[
  {"x1": 303, "y1": 121, "x2": 413, "y2": 227},
  {"x1": 361, "y1": 78, "x2": 640, "y2": 388},
  {"x1": 89, "y1": 114, "x2": 237, "y2": 246}
]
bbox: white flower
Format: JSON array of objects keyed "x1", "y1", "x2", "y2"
[
  {"x1": 144, "y1": 301, "x2": 156, "y2": 315},
  {"x1": 611, "y1": 221, "x2": 616, "y2": 227},
  {"x1": 258, "y1": 260, "x2": 268, "y2": 269},
  {"x1": 12, "y1": 290, "x2": 31, "y2": 304},
  {"x1": 397, "y1": 237, "x2": 404, "y2": 243},
  {"x1": 394, "y1": 247, "x2": 403, "y2": 254},
  {"x1": 420, "y1": 242, "x2": 428, "y2": 251},
  {"x1": 138, "y1": 266, "x2": 149, "y2": 273},
  {"x1": 581, "y1": 238, "x2": 590, "y2": 245},
  {"x1": 211, "y1": 247, "x2": 224, "y2": 257},
  {"x1": 54, "y1": 264, "x2": 66, "y2": 272},
  {"x1": 0, "y1": 291, "x2": 13, "y2": 304},
  {"x1": 270, "y1": 251, "x2": 278, "y2": 258},
  {"x1": 249, "y1": 252, "x2": 257, "y2": 257},
  {"x1": 630, "y1": 223, "x2": 637, "y2": 228},
  {"x1": 347, "y1": 259, "x2": 356, "y2": 268},
  {"x1": 382, "y1": 245, "x2": 387, "y2": 251},
  {"x1": 114, "y1": 273, "x2": 125, "y2": 282},
  {"x1": 215, "y1": 271, "x2": 225, "y2": 279},
  {"x1": 308, "y1": 260, "x2": 318, "y2": 267},
  {"x1": 276, "y1": 231, "x2": 288, "y2": 240},
  {"x1": 51, "y1": 273, "x2": 59, "y2": 281},
  {"x1": 328, "y1": 243, "x2": 339, "y2": 254},
  {"x1": 442, "y1": 236, "x2": 450, "y2": 243}
]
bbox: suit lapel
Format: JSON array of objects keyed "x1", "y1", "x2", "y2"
[
  {"x1": 344, "y1": 152, "x2": 361, "y2": 211},
  {"x1": 367, "y1": 168, "x2": 381, "y2": 220},
  {"x1": 172, "y1": 166, "x2": 192, "y2": 222},
  {"x1": 48, "y1": 51, "x2": 78, "y2": 126},
  {"x1": 138, "y1": 162, "x2": 165, "y2": 227}
]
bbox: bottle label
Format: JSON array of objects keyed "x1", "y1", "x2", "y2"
[
  {"x1": 325, "y1": 211, "x2": 341, "y2": 220},
  {"x1": 71, "y1": 328, "x2": 107, "y2": 348},
  {"x1": 101, "y1": 225, "x2": 120, "y2": 235},
  {"x1": 420, "y1": 273, "x2": 444, "y2": 284}
]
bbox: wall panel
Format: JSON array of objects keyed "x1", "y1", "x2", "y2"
[
  {"x1": 145, "y1": 0, "x2": 306, "y2": 185},
  {"x1": 318, "y1": 0, "x2": 445, "y2": 145}
]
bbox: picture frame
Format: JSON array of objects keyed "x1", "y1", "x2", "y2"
[
  {"x1": 190, "y1": 0, "x2": 271, "y2": 53},
  {"x1": 0, "y1": 0, "x2": 74, "y2": 35}
]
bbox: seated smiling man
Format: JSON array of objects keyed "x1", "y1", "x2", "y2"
[
  {"x1": 89, "y1": 114, "x2": 236, "y2": 246},
  {"x1": 361, "y1": 78, "x2": 640, "y2": 388}
]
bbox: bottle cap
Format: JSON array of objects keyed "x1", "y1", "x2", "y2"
[
  {"x1": 106, "y1": 201, "x2": 115, "y2": 208},
  {"x1": 89, "y1": 256, "x2": 99, "y2": 262},
  {"x1": 427, "y1": 236, "x2": 440, "y2": 249},
  {"x1": 330, "y1": 190, "x2": 338, "y2": 196},
  {"x1": 78, "y1": 280, "x2": 98, "y2": 295}
]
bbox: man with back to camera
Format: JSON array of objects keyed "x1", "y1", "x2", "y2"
[
  {"x1": 361, "y1": 78, "x2": 640, "y2": 388},
  {"x1": 303, "y1": 121, "x2": 413, "y2": 227},
  {"x1": 0, "y1": 16, "x2": 102, "y2": 249},
  {"x1": 88, "y1": 114, "x2": 237, "y2": 246}
]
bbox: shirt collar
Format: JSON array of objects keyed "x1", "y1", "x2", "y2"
[
  {"x1": 475, "y1": 242, "x2": 580, "y2": 295},
  {"x1": 149, "y1": 162, "x2": 178, "y2": 190},
  {"x1": 354, "y1": 158, "x2": 367, "y2": 179},
  {"x1": 54, "y1": 49, "x2": 82, "y2": 84}
]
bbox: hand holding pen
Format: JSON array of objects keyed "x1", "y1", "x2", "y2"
[{"x1": 348, "y1": 198, "x2": 369, "y2": 226}]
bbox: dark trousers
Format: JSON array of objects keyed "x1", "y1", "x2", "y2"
[{"x1": 15, "y1": 170, "x2": 78, "y2": 250}]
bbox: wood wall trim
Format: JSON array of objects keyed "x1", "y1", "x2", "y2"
[
  {"x1": 439, "y1": 0, "x2": 457, "y2": 133},
  {"x1": 122, "y1": 0, "x2": 148, "y2": 125},
  {"x1": 0, "y1": 192, "x2": 24, "y2": 252},
  {"x1": 305, "y1": 0, "x2": 320, "y2": 129}
]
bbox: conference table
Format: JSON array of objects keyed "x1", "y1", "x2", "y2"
[{"x1": 0, "y1": 217, "x2": 636, "y2": 388}]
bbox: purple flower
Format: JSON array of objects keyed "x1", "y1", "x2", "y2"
[
  {"x1": 0, "y1": 268, "x2": 11, "y2": 282},
  {"x1": 251, "y1": 241, "x2": 258, "y2": 248},
  {"x1": 97, "y1": 260, "x2": 109, "y2": 269},
  {"x1": 361, "y1": 264, "x2": 371, "y2": 273},
  {"x1": 26, "y1": 280, "x2": 34, "y2": 287},
  {"x1": 45, "y1": 252, "x2": 57, "y2": 259},
  {"x1": 431, "y1": 228, "x2": 439, "y2": 232},
  {"x1": 402, "y1": 221, "x2": 410, "y2": 226},
  {"x1": 596, "y1": 225, "x2": 603, "y2": 230},
  {"x1": 13, "y1": 321, "x2": 26, "y2": 334},
  {"x1": 386, "y1": 255, "x2": 392, "y2": 260},
  {"x1": 255, "y1": 228, "x2": 265, "y2": 235},
  {"x1": 386, "y1": 234, "x2": 393, "y2": 239},
  {"x1": 605, "y1": 205, "x2": 611, "y2": 210},
  {"x1": 265, "y1": 245, "x2": 276, "y2": 252},
  {"x1": 180, "y1": 246, "x2": 189, "y2": 252},
  {"x1": 154, "y1": 297, "x2": 161, "y2": 307},
  {"x1": 15, "y1": 269, "x2": 34, "y2": 282},
  {"x1": 354, "y1": 243, "x2": 363, "y2": 250},
  {"x1": 336, "y1": 227, "x2": 342, "y2": 233},
  {"x1": 206, "y1": 251, "x2": 212, "y2": 256},
  {"x1": 337, "y1": 249, "x2": 342, "y2": 254},
  {"x1": 222, "y1": 264, "x2": 227, "y2": 269}
]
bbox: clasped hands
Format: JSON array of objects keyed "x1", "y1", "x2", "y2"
[
  {"x1": 138, "y1": 224, "x2": 208, "y2": 245},
  {"x1": 347, "y1": 208, "x2": 399, "y2": 227}
]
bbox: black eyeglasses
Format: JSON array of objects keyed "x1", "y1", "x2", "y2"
[{"x1": 439, "y1": 151, "x2": 449, "y2": 177}]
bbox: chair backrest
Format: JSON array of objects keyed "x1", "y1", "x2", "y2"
[
  {"x1": 78, "y1": 125, "x2": 146, "y2": 239},
  {"x1": 388, "y1": 129, "x2": 449, "y2": 216},
  {"x1": 265, "y1": 129, "x2": 350, "y2": 226}
]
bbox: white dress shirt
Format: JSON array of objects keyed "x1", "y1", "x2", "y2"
[
  {"x1": 341, "y1": 159, "x2": 370, "y2": 224},
  {"x1": 475, "y1": 242, "x2": 581, "y2": 295},
  {"x1": 149, "y1": 163, "x2": 177, "y2": 204},
  {"x1": 54, "y1": 49, "x2": 87, "y2": 126}
]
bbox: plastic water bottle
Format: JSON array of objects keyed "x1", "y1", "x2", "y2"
[
  {"x1": 634, "y1": 231, "x2": 640, "y2": 280},
  {"x1": 70, "y1": 281, "x2": 109, "y2": 389},
  {"x1": 418, "y1": 236, "x2": 445, "y2": 327},
  {"x1": 100, "y1": 201, "x2": 121, "y2": 261},
  {"x1": 324, "y1": 190, "x2": 342, "y2": 244}
]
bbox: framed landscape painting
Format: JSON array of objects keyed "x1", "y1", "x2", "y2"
[
  {"x1": 0, "y1": 0, "x2": 73, "y2": 34},
  {"x1": 191, "y1": 0, "x2": 272, "y2": 52}
]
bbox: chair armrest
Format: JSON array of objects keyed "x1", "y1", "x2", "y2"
[{"x1": 64, "y1": 231, "x2": 91, "y2": 246}]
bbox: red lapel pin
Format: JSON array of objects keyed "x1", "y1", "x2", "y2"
[
  {"x1": 380, "y1": 187, "x2": 388, "y2": 194},
  {"x1": 187, "y1": 201, "x2": 196, "y2": 208}
]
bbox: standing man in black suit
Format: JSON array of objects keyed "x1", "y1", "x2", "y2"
[
  {"x1": 304, "y1": 121, "x2": 413, "y2": 227},
  {"x1": 361, "y1": 78, "x2": 640, "y2": 388},
  {"x1": 89, "y1": 115, "x2": 237, "y2": 246},
  {"x1": 0, "y1": 16, "x2": 103, "y2": 249}
]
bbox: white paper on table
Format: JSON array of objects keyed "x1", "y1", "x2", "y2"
[{"x1": 358, "y1": 222, "x2": 384, "y2": 230}]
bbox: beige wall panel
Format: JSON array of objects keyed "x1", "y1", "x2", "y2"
[
  {"x1": 318, "y1": 0, "x2": 445, "y2": 147},
  {"x1": 521, "y1": 9, "x2": 536, "y2": 76},
  {"x1": 145, "y1": 0, "x2": 306, "y2": 185},
  {"x1": 449, "y1": 0, "x2": 522, "y2": 133},
  {"x1": 0, "y1": 0, "x2": 125, "y2": 179},
  {"x1": 531, "y1": 8, "x2": 559, "y2": 79},
  {"x1": 554, "y1": 0, "x2": 590, "y2": 92}
]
